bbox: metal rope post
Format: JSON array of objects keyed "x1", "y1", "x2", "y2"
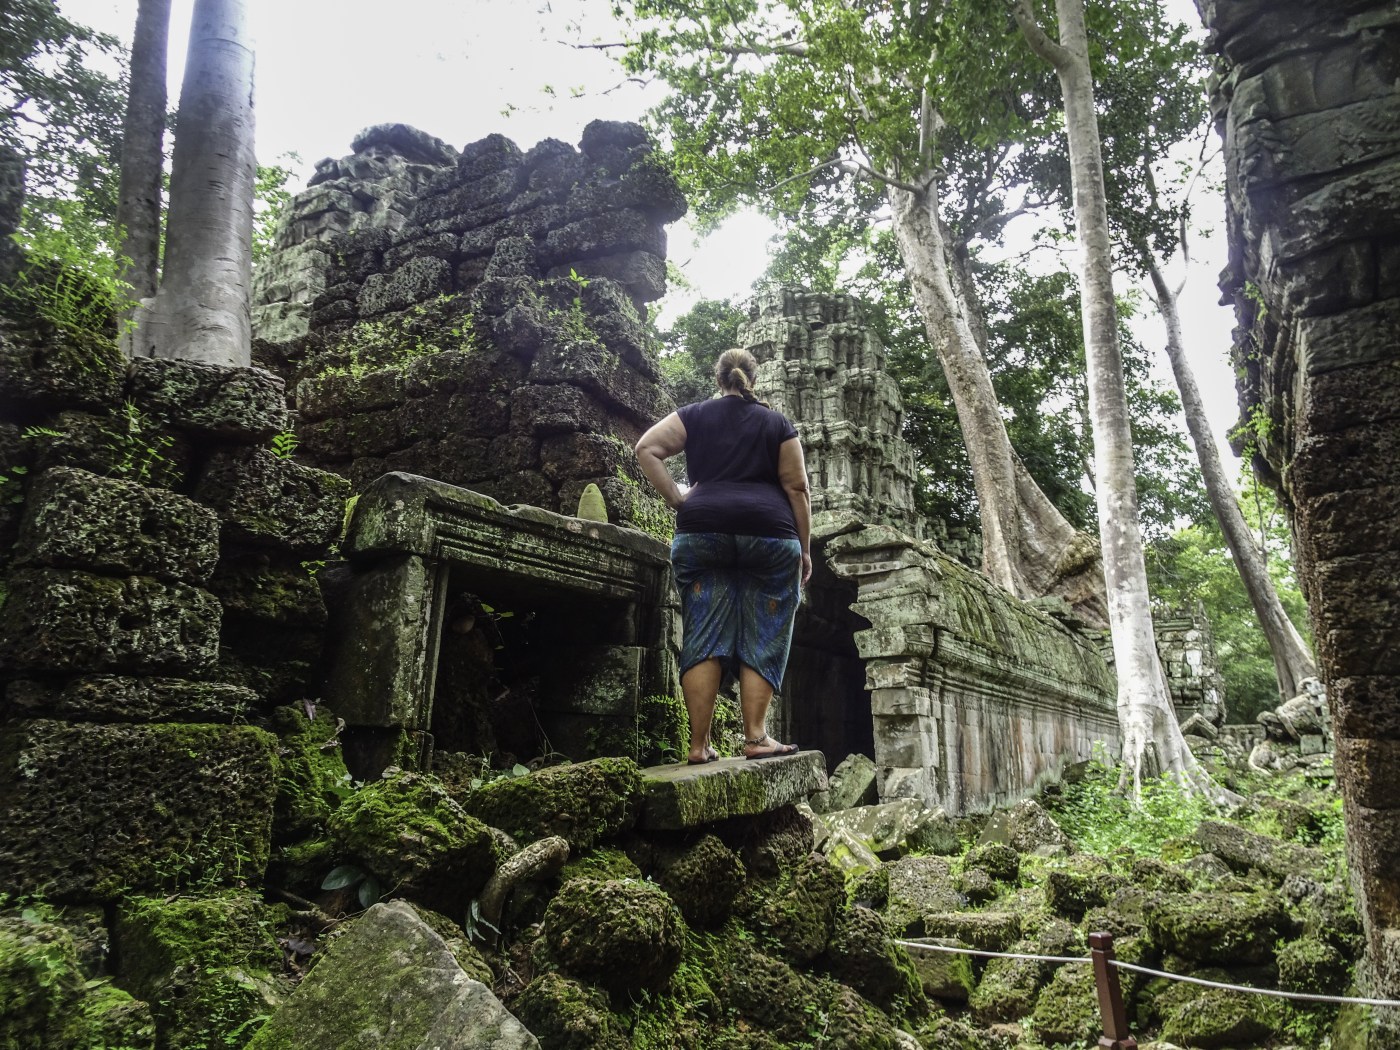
[{"x1": 1089, "y1": 932, "x2": 1137, "y2": 1049}]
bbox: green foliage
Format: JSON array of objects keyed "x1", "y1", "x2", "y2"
[
  {"x1": 1047, "y1": 758, "x2": 1213, "y2": 859},
  {"x1": 3, "y1": 202, "x2": 137, "y2": 336},
  {"x1": 315, "y1": 296, "x2": 478, "y2": 380},
  {"x1": 269, "y1": 430, "x2": 298, "y2": 460},
  {"x1": 657, "y1": 296, "x2": 745, "y2": 406},
  {"x1": 105, "y1": 400, "x2": 177, "y2": 485},
  {"x1": 1147, "y1": 468, "x2": 1310, "y2": 723},
  {"x1": 319, "y1": 863, "x2": 382, "y2": 910},
  {"x1": 252, "y1": 153, "x2": 301, "y2": 263},
  {"x1": 1, "y1": 0, "x2": 126, "y2": 234}
]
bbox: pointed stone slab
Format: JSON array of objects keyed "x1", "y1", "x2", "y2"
[{"x1": 638, "y1": 750, "x2": 828, "y2": 830}]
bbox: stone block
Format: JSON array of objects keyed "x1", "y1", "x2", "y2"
[
  {"x1": 297, "y1": 366, "x2": 404, "y2": 421},
  {"x1": 218, "y1": 620, "x2": 325, "y2": 703},
  {"x1": 906, "y1": 938, "x2": 975, "y2": 1003},
  {"x1": 540, "y1": 208, "x2": 666, "y2": 268},
  {"x1": 0, "y1": 568, "x2": 219, "y2": 675},
  {"x1": 822, "y1": 797, "x2": 943, "y2": 857},
  {"x1": 207, "y1": 554, "x2": 327, "y2": 627},
  {"x1": 14, "y1": 466, "x2": 219, "y2": 584},
  {"x1": 383, "y1": 231, "x2": 459, "y2": 271},
  {"x1": 462, "y1": 756, "x2": 643, "y2": 850},
  {"x1": 538, "y1": 431, "x2": 630, "y2": 483},
  {"x1": 126, "y1": 358, "x2": 290, "y2": 441},
  {"x1": 809, "y1": 752, "x2": 878, "y2": 814},
  {"x1": 0, "y1": 719, "x2": 277, "y2": 900},
  {"x1": 547, "y1": 250, "x2": 667, "y2": 301},
  {"x1": 469, "y1": 470, "x2": 555, "y2": 511},
  {"x1": 5, "y1": 675, "x2": 256, "y2": 723},
  {"x1": 194, "y1": 446, "x2": 351, "y2": 551},
  {"x1": 921, "y1": 912, "x2": 1021, "y2": 953},
  {"x1": 854, "y1": 624, "x2": 936, "y2": 659},
  {"x1": 510, "y1": 383, "x2": 613, "y2": 435},
  {"x1": 528, "y1": 335, "x2": 670, "y2": 428},
  {"x1": 29, "y1": 408, "x2": 193, "y2": 489},
  {"x1": 357, "y1": 257, "x2": 452, "y2": 317},
  {"x1": 0, "y1": 325, "x2": 124, "y2": 412},
  {"x1": 323, "y1": 554, "x2": 432, "y2": 728},
  {"x1": 638, "y1": 749, "x2": 828, "y2": 830},
  {"x1": 244, "y1": 901, "x2": 539, "y2": 1050},
  {"x1": 870, "y1": 686, "x2": 935, "y2": 717}
]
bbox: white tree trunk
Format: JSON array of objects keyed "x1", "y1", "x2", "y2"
[
  {"x1": 1146, "y1": 254, "x2": 1318, "y2": 700},
  {"x1": 116, "y1": 0, "x2": 170, "y2": 318},
  {"x1": 888, "y1": 182, "x2": 1109, "y2": 623},
  {"x1": 1016, "y1": 0, "x2": 1203, "y2": 791},
  {"x1": 136, "y1": 0, "x2": 255, "y2": 367}
]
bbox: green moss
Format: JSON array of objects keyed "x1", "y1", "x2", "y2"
[
  {"x1": 637, "y1": 693, "x2": 687, "y2": 766},
  {"x1": 269, "y1": 705, "x2": 350, "y2": 842},
  {"x1": 822, "y1": 905, "x2": 928, "y2": 1024},
  {"x1": 969, "y1": 951, "x2": 1044, "y2": 1023},
  {"x1": 462, "y1": 757, "x2": 643, "y2": 851},
  {"x1": 1277, "y1": 934, "x2": 1350, "y2": 995},
  {"x1": 559, "y1": 846, "x2": 642, "y2": 885},
  {"x1": 543, "y1": 878, "x2": 687, "y2": 998},
  {"x1": 1158, "y1": 986, "x2": 1281, "y2": 1047},
  {"x1": 1028, "y1": 961, "x2": 1101, "y2": 1045},
  {"x1": 410, "y1": 906, "x2": 494, "y2": 985},
  {"x1": 963, "y1": 843, "x2": 1020, "y2": 884},
  {"x1": 514, "y1": 972, "x2": 630, "y2": 1050},
  {"x1": 114, "y1": 892, "x2": 289, "y2": 1050},
  {"x1": 1147, "y1": 889, "x2": 1288, "y2": 965},
  {"x1": 328, "y1": 770, "x2": 498, "y2": 915},
  {"x1": 740, "y1": 854, "x2": 845, "y2": 964}
]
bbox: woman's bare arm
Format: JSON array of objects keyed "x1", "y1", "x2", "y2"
[
  {"x1": 634, "y1": 413, "x2": 688, "y2": 509},
  {"x1": 777, "y1": 437, "x2": 812, "y2": 585}
]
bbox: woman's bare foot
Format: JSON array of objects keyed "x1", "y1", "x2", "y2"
[{"x1": 743, "y1": 734, "x2": 798, "y2": 760}]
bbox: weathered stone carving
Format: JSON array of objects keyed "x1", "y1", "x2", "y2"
[
  {"x1": 324, "y1": 472, "x2": 680, "y2": 776},
  {"x1": 742, "y1": 287, "x2": 923, "y2": 540},
  {"x1": 826, "y1": 525, "x2": 1118, "y2": 814},
  {"x1": 1153, "y1": 602, "x2": 1226, "y2": 724},
  {"x1": 1200, "y1": 0, "x2": 1400, "y2": 1021}
]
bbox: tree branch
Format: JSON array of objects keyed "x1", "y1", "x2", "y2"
[{"x1": 1012, "y1": 0, "x2": 1072, "y2": 72}]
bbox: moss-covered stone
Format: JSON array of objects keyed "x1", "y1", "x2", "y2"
[
  {"x1": 0, "y1": 914, "x2": 156, "y2": 1050},
  {"x1": 1278, "y1": 934, "x2": 1351, "y2": 994},
  {"x1": 114, "y1": 892, "x2": 289, "y2": 1050},
  {"x1": 0, "y1": 321, "x2": 124, "y2": 412},
  {"x1": 209, "y1": 556, "x2": 328, "y2": 627},
  {"x1": 968, "y1": 950, "x2": 1044, "y2": 1023},
  {"x1": 270, "y1": 705, "x2": 351, "y2": 842},
  {"x1": 411, "y1": 906, "x2": 495, "y2": 985},
  {"x1": 1027, "y1": 961, "x2": 1101, "y2": 1046},
  {"x1": 956, "y1": 866, "x2": 997, "y2": 904},
  {"x1": 741, "y1": 853, "x2": 846, "y2": 963},
  {"x1": 1147, "y1": 889, "x2": 1289, "y2": 965},
  {"x1": 514, "y1": 973, "x2": 630, "y2": 1050},
  {"x1": 657, "y1": 833, "x2": 745, "y2": 928},
  {"x1": 13, "y1": 466, "x2": 220, "y2": 584},
  {"x1": 194, "y1": 446, "x2": 351, "y2": 553},
  {"x1": 126, "y1": 358, "x2": 290, "y2": 441},
  {"x1": 462, "y1": 756, "x2": 643, "y2": 850},
  {"x1": 0, "y1": 720, "x2": 278, "y2": 900},
  {"x1": 0, "y1": 567, "x2": 220, "y2": 676},
  {"x1": 558, "y1": 845, "x2": 642, "y2": 885},
  {"x1": 328, "y1": 769, "x2": 498, "y2": 915},
  {"x1": 905, "y1": 938, "x2": 975, "y2": 1004},
  {"x1": 963, "y1": 842, "x2": 1020, "y2": 884},
  {"x1": 636, "y1": 692, "x2": 687, "y2": 766},
  {"x1": 543, "y1": 877, "x2": 686, "y2": 997},
  {"x1": 822, "y1": 905, "x2": 928, "y2": 1023},
  {"x1": 921, "y1": 911, "x2": 1022, "y2": 952},
  {"x1": 1158, "y1": 985, "x2": 1280, "y2": 1047},
  {"x1": 1043, "y1": 855, "x2": 1119, "y2": 919},
  {"x1": 884, "y1": 855, "x2": 960, "y2": 935},
  {"x1": 5, "y1": 675, "x2": 257, "y2": 724}
]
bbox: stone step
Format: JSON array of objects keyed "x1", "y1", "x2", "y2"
[{"x1": 638, "y1": 750, "x2": 828, "y2": 830}]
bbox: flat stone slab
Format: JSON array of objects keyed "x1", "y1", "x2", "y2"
[{"x1": 638, "y1": 750, "x2": 828, "y2": 830}]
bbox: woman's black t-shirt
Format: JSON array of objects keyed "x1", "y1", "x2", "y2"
[{"x1": 675, "y1": 396, "x2": 799, "y2": 539}]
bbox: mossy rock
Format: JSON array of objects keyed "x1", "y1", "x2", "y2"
[
  {"x1": 740, "y1": 853, "x2": 846, "y2": 963},
  {"x1": 955, "y1": 866, "x2": 997, "y2": 904},
  {"x1": 1027, "y1": 961, "x2": 1101, "y2": 1045},
  {"x1": 411, "y1": 906, "x2": 494, "y2": 986},
  {"x1": 906, "y1": 938, "x2": 975, "y2": 1004},
  {"x1": 1158, "y1": 985, "x2": 1280, "y2": 1047},
  {"x1": 328, "y1": 769, "x2": 498, "y2": 915},
  {"x1": 968, "y1": 950, "x2": 1044, "y2": 1023},
  {"x1": 0, "y1": 916, "x2": 156, "y2": 1050},
  {"x1": 1043, "y1": 855, "x2": 1119, "y2": 919},
  {"x1": 821, "y1": 905, "x2": 928, "y2": 1023},
  {"x1": 558, "y1": 846, "x2": 642, "y2": 885},
  {"x1": 657, "y1": 833, "x2": 745, "y2": 928},
  {"x1": 114, "y1": 892, "x2": 289, "y2": 1050},
  {"x1": 543, "y1": 877, "x2": 686, "y2": 998},
  {"x1": 921, "y1": 911, "x2": 1022, "y2": 952},
  {"x1": 462, "y1": 756, "x2": 643, "y2": 851},
  {"x1": 1130, "y1": 856, "x2": 1191, "y2": 892},
  {"x1": 1147, "y1": 889, "x2": 1289, "y2": 965},
  {"x1": 514, "y1": 972, "x2": 630, "y2": 1050},
  {"x1": 636, "y1": 693, "x2": 687, "y2": 766},
  {"x1": 270, "y1": 704, "x2": 351, "y2": 842},
  {"x1": 963, "y1": 842, "x2": 1020, "y2": 884},
  {"x1": 1277, "y1": 934, "x2": 1350, "y2": 995}
]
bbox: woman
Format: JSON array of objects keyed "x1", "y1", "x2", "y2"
[{"x1": 635, "y1": 348, "x2": 812, "y2": 764}]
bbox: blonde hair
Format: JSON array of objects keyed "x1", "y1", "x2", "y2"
[{"x1": 715, "y1": 348, "x2": 766, "y2": 405}]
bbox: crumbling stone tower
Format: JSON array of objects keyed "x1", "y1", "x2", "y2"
[
  {"x1": 741, "y1": 287, "x2": 922, "y2": 537},
  {"x1": 254, "y1": 120, "x2": 684, "y2": 531}
]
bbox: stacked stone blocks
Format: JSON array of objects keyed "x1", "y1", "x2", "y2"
[{"x1": 0, "y1": 322, "x2": 347, "y2": 900}]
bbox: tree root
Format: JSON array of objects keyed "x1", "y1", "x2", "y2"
[{"x1": 476, "y1": 835, "x2": 570, "y2": 947}]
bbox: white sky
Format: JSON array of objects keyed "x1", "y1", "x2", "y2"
[{"x1": 61, "y1": 0, "x2": 1242, "y2": 467}]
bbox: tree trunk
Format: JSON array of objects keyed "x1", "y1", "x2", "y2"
[
  {"x1": 1145, "y1": 253, "x2": 1318, "y2": 699},
  {"x1": 135, "y1": 0, "x2": 255, "y2": 367},
  {"x1": 887, "y1": 181, "x2": 1109, "y2": 623},
  {"x1": 1016, "y1": 0, "x2": 1203, "y2": 792},
  {"x1": 115, "y1": 0, "x2": 170, "y2": 318}
]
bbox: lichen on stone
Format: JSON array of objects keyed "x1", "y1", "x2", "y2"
[{"x1": 542, "y1": 877, "x2": 687, "y2": 998}]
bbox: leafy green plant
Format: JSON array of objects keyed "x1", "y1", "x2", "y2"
[
  {"x1": 320, "y1": 863, "x2": 382, "y2": 910},
  {"x1": 269, "y1": 430, "x2": 298, "y2": 459},
  {"x1": 463, "y1": 897, "x2": 501, "y2": 944},
  {"x1": 0, "y1": 464, "x2": 28, "y2": 506},
  {"x1": 3, "y1": 208, "x2": 137, "y2": 337},
  {"x1": 469, "y1": 762, "x2": 530, "y2": 791},
  {"x1": 1048, "y1": 757, "x2": 1213, "y2": 859},
  {"x1": 105, "y1": 401, "x2": 177, "y2": 485}
]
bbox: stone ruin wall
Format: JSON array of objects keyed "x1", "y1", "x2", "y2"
[
  {"x1": 1199, "y1": 0, "x2": 1400, "y2": 1018},
  {"x1": 253, "y1": 120, "x2": 681, "y2": 533},
  {"x1": 1154, "y1": 603, "x2": 1225, "y2": 724},
  {"x1": 0, "y1": 319, "x2": 346, "y2": 901}
]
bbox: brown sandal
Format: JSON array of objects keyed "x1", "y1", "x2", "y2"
[{"x1": 744, "y1": 735, "x2": 798, "y2": 760}]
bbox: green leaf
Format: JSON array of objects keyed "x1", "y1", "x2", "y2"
[
  {"x1": 511, "y1": 763, "x2": 530, "y2": 778},
  {"x1": 358, "y1": 876, "x2": 382, "y2": 909},
  {"x1": 321, "y1": 864, "x2": 364, "y2": 890}
]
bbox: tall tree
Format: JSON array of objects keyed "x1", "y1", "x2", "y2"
[
  {"x1": 134, "y1": 0, "x2": 255, "y2": 367},
  {"x1": 1014, "y1": 0, "x2": 1204, "y2": 790},
  {"x1": 115, "y1": 0, "x2": 171, "y2": 308}
]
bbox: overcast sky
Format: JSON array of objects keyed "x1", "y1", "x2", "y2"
[{"x1": 61, "y1": 0, "x2": 1243, "y2": 467}]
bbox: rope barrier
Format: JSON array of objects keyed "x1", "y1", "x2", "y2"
[
  {"x1": 895, "y1": 936, "x2": 1400, "y2": 1010},
  {"x1": 1108, "y1": 959, "x2": 1400, "y2": 1009}
]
